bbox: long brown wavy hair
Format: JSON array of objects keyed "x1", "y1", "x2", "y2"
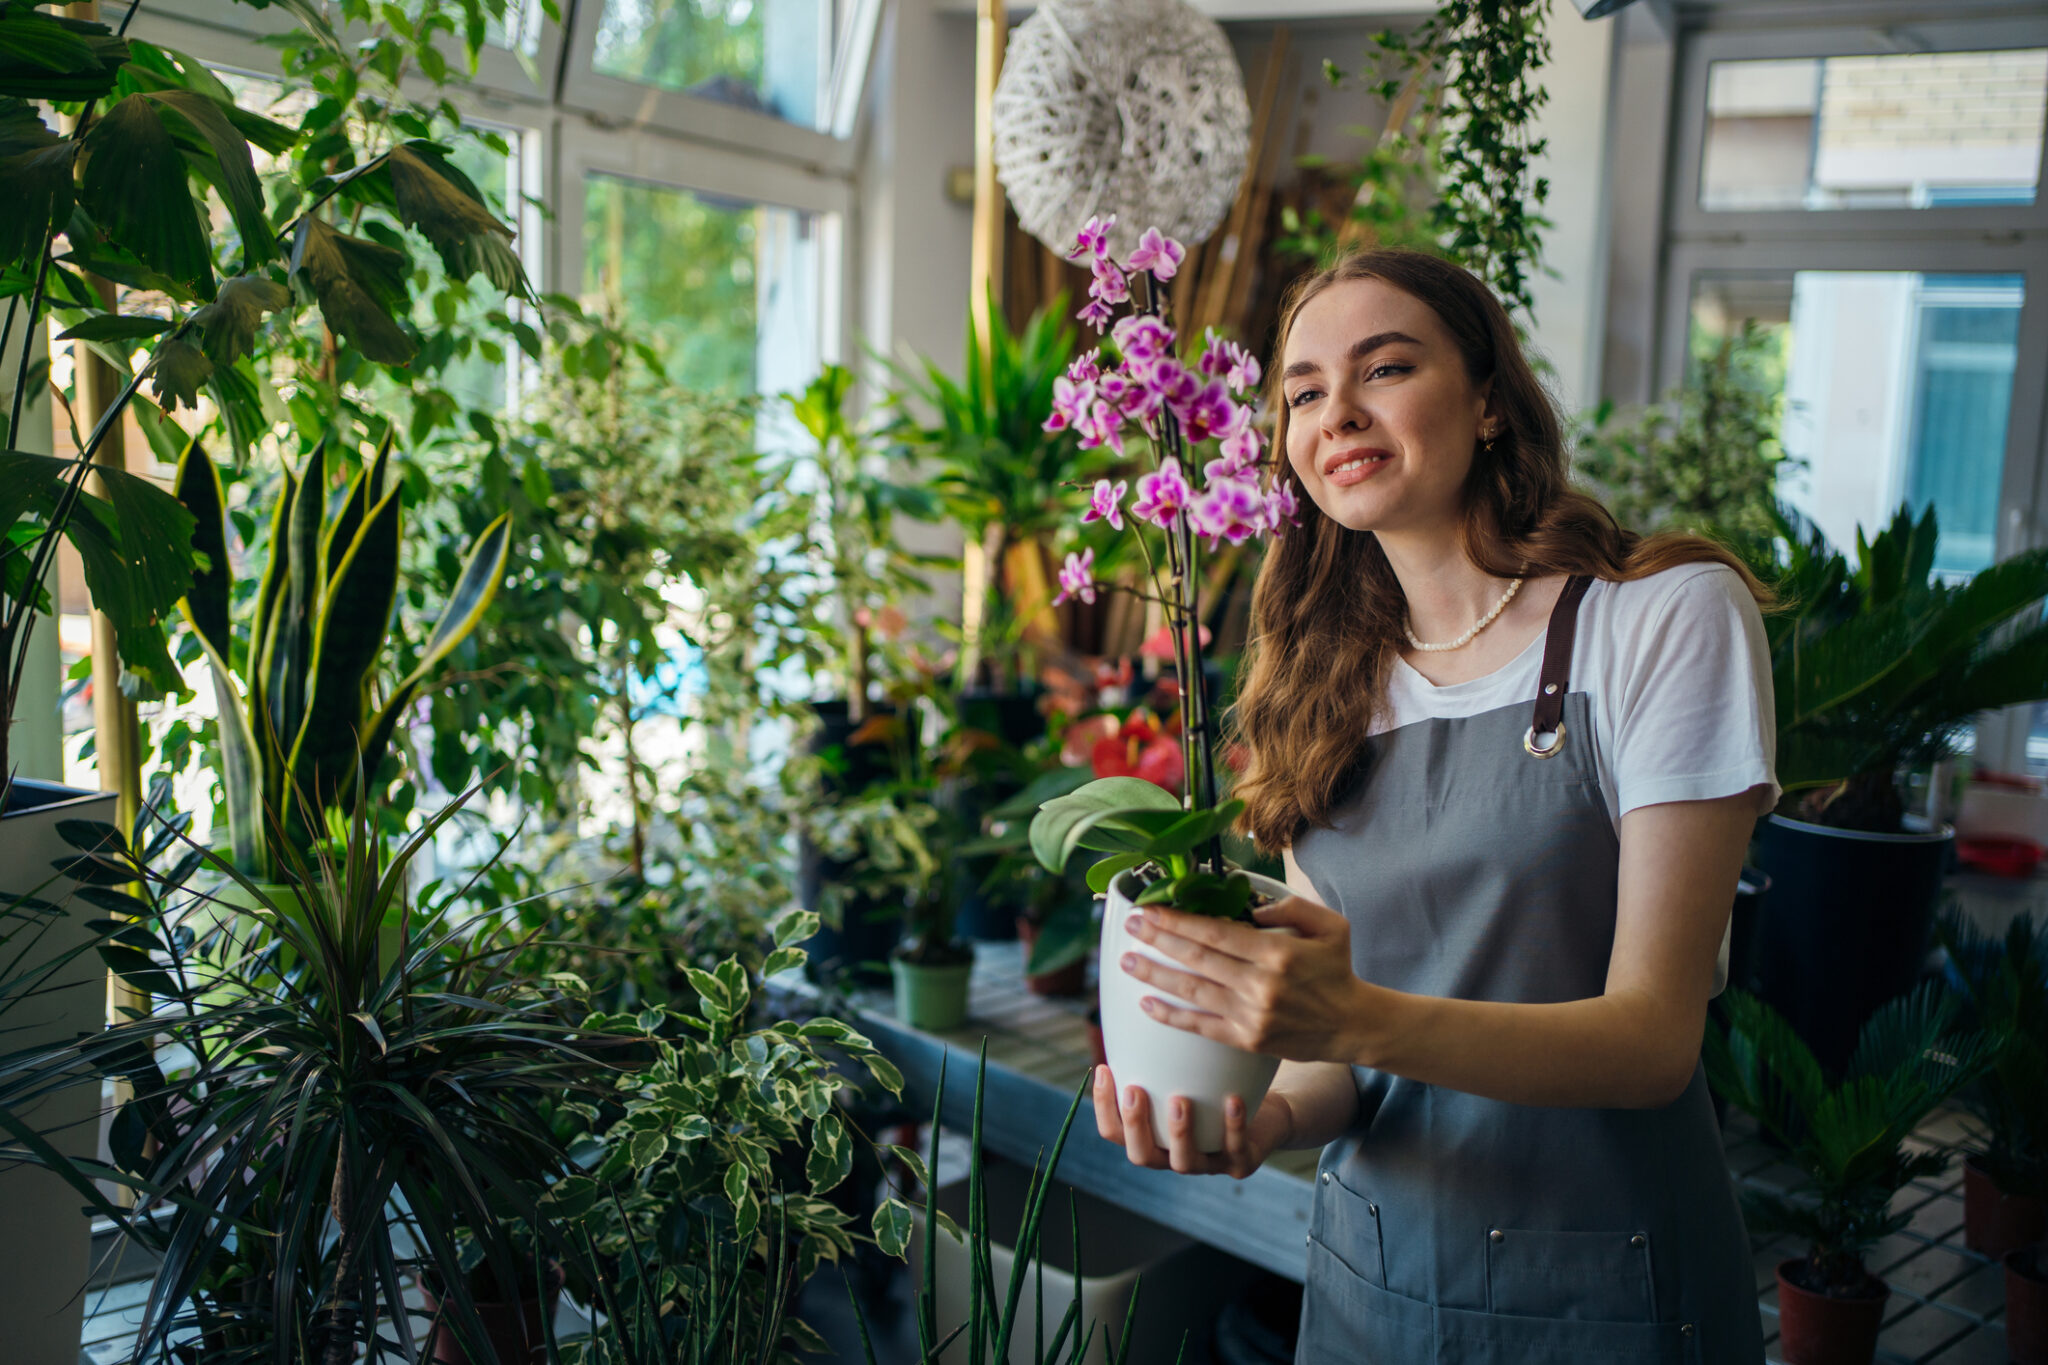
[{"x1": 1230, "y1": 249, "x2": 1768, "y2": 851}]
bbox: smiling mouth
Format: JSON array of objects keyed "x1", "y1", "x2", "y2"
[{"x1": 1325, "y1": 450, "x2": 1392, "y2": 477}]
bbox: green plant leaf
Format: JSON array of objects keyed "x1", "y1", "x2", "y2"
[
  {"x1": 1028, "y1": 777, "x2": 1180, "y2": 873},
  {"x1": 385, "y1": 141, "x2": 526, "y2": 298},
  {"x1": 288, "y1": 215, "x2": 416, "y2": 366},
  {"x1": 188, "y1": 273, "x2": 290, "y2": 367},
  {"x1": 147, "y1": 336, "x2": 212, "y2": 411},
  {"x1": 288, "y1": 486, "x2": 401, "y2": 809},
  {"x1": 142, "y1": 90, "x2": 272, "y2": 269},
  {"x1": 0, "y1": 98, "x2": 76, "y2": 265},
  {"x1": 0, "y1": 5, "x2": 127, "y2": 100},
  {"x1": 56, "y1": 313, "x2": 172, "y2": 342},
  {"x1": 80, "y1": 94, "x2": 212, "y2": 294},
  {"x1": 170, "y1": 432, "x2": 228, "y2": 659},
  {"x1": 872, "y1": 1197, "x2": 914, "y2": 1259},
  {"x1": 807, "y1": 1113, "x2": 852, "y2": 1193},
  {"x1": 1086, "y1": 852, "x2": 1147, "y2": 895}
]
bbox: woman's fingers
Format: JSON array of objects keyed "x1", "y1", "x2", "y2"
[
  {"x1": 1219, "y1": 1093, "x2": 1254, "y2": 1178},
  {"x1": 1120, "y1": 951, "x2": 1217, "y2": 1010},
  {"x1": 1118, "y1": 1086, "x2": 1169, "y2": 1169},
  {"x1": 1164, "y1": 1093, "x2": 1207, "y2": 1174},
  {"x1": 1092, "y1": 1065, "x2": 1123, "y2": 1143}
]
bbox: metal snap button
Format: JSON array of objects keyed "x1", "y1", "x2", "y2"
[
  {"x1": 1321, "y1": 1172, "x2": 1332, "y2": 1185},
  {"x1": 1543, "y1": 683, "x2": 1558, "y2": 695},
  {"x1": 1630, "y1": 1233, "x2": 1646, "y2": 1248},
  {"x1": 1488, "y1": 1229, "x2": 1504, "y2": 1244},
  {"x1": 1305, "y1": 1234, "x2": 1312, "y2": 1245},
  {"x1": 1680, "y1": 1324, "x2": 1696, "y2": 1338},
  {"x1": 1368, "y1": 1203, "x2": 1378, "y2": 1217}
]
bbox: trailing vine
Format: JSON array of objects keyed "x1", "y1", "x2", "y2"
[{"x1": 1306, "y1": 0, "x2": 1554, "y2": 323}]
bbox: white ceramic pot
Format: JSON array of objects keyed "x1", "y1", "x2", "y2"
[{"x1": 1099, "y1": 869, "x2": 1290, "y2": 1153}]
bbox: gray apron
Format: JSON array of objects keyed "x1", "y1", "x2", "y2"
[{"x1": 1291, "y1": 576, "x2": 1762, "y2": 1364}]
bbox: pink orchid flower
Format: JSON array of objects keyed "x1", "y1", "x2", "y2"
[
  {"x1": 1112, "y1": 314, "x2": 1176, "y2": 362},
  {"x1": 1127, "y1": 227, "x2": 1186, "y2": 280},
  {"x1": 1090, "y1": 255, "x2": 1130, "y2": 305},
  {"x1": 1044, "y1": 375, "x2": 1091, "y2": 433},
  {"x1": 1078, "y1": 297, "x2": 1115, "y2": 332},
  {"x1": 1217, "y1": 413, "x2": 1263, "y2": 471},
  {"x1": 1069, "y1": 214, "x2": 1115, "y2": 260},
  {"x1": 1130, "y1": 459, "x2": 1193, "y2": 528},
  {"x1": 1264, "y1": 480, "x2": 1300, "y2": 534},
  {"x1": 1083, "y1": 478, "x2": 1128, "y2": 531},
  {"x1": 1189, "y1": 475, "x2": 1266, "y2": 547},
  {"x1": 1175, "y1": 379, "x2": 1239, "y2": 444},
  {"x1": 1054, "y1": 547, "x2": 1097, "y2": 606}
]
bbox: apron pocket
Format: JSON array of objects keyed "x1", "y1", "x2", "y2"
[
  {"x1": 1299, "y1": 1241, "x2": 1693, "y2": 1365},
  {"x1": 1485, "y1": 1227, "x2": 1656, "y2": 1322},
  {"x1": 1307, "y1": 1168, "x2": 1385, "y2": 1286}
]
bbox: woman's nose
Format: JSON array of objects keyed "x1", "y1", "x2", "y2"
[{"x1": 1320, "y1": 389, "x2": 1372, "y2": 437}]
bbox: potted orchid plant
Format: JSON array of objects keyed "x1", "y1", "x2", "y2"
[{"x1": 1028, "y1": 219, "x2": 1296, "y2": 1152}]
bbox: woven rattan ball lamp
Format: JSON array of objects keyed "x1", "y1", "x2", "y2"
[{"x1": 991, "y1": 0, "x2": 1251, "y2": 261}]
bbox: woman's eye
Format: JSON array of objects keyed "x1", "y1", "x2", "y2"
[
  {"x1": 1287, "y1": 388, "x2": 1322, "y2": 408},
  {"x1": 1366, "y1": 363, "x2": 1411, "y2": 381}
]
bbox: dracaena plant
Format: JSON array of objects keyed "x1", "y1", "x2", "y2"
[
  {"x1": 0, "y1": 783, "x2": 616, "y2": 1365},
  {"x1": 1026, "y1": 220, "x2": 1296, "y2": 920},
  {"x1": 172, "y1": 428, "x2": 509, "y2": 879}
]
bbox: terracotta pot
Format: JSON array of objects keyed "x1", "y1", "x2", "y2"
[
  {"x1": 1964, "y1": 1157, "x2": 2047, "y2": 1258},
  {"x1": 2006, "y1": 1246, "x2": 2048, "y2": 1365},
  {"x1": 1015, "y1": 916, "x2": 1088, "y2": 997},
  {"x1": 421, "y1": 1265, "x2": 563, "y2": 1365},
  {"x1": 1774, "y1": 1259, "x2": 1887, "y2": 1365}
]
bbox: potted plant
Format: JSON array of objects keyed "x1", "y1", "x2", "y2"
[
  {"x1": 1746, "y1": 505, "x2": 2048, "y2": 1075},
  {"x1": 893, "y1": 861, "x2": 977, "y2": 1031},
  {"x1": 1023, "y1": 220, "x2": 1296, "y2": 1154},
  {"x1": 0, "y1": 785, "x2": 619, "y2": 1365},
  {"x1": 1934, "y1": 909, "x2": 2048, "y2": 1261},
  {"x1": 1705, "y1": 985, "x2": 1983, "y2": 1365}
]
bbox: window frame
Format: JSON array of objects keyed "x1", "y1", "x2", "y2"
[
  {"x1": 1667, "y1": 17, "x2": 2048, "y2": 245},
  {"x1": 554, "y1": 120, "x2": 854, "y2": 375},
  {"x1": 555, "y1": 0, "x2": 874, "y2": 179}
]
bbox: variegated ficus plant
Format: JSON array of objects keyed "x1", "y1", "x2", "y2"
[
  {"x1": 1027, "y1": 219, "x2": 1294, "y2": 919},
  {"x1": 174, "y1": 431, "x2": 509, "y2": 880}
]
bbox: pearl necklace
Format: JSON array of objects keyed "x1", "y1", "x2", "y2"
[{"x1": 1405, "y1": 578, "x2": 1523, "y2": 653}]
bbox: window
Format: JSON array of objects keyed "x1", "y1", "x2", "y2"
[
  {"x1": 581, "y1": 173, "x2": 823, "y2": 396},
  {"x1": 592, "y1": 0, "x2": 831, "y2": 131},
  {"x1": 1700, "y1": 50, "x2": 2048, "y2": 212},
  {"x1": 1660, "y1": 16, "x2": 2048, "y2": 774},
  {"x1": 1688, "y1": 272, "x2": 2024, "y2": 578}
]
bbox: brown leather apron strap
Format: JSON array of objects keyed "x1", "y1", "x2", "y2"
[{"x1": 1526, "y1": 574, "x2": 1593, "y2": 758}]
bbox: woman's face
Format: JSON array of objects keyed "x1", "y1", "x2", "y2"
[{"x1": 1279, "y1": 277, "x2": 1493, "y2": 537}]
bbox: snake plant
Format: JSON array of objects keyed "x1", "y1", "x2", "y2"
[{"x1": 173, "y1": 432, "x2": 509, "y2": 878}]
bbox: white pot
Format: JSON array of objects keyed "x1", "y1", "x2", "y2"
[
  {"x1": 1099, "y1": 869, "x2": 1290, "y2": 1153},
  {"x1": 0, "y1": 779, "x2": 117, "y2": 1365}
]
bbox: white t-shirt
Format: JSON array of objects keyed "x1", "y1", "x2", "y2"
[{"x1": 1380, "y1": 562, "x2": 1781, "y2": 830}]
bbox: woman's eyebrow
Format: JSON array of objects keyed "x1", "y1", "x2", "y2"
[{"x1": 1282, "y1": 330, "x2": 1423, "y2": 381}]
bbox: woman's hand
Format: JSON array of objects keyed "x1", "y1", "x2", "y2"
[
  {"x1": 1091, "y1": 1064, "x2": 1294, "y2": 1179},
  {"x1": 1120, "y1": 897, "x2": 1375, "y2": 1064}
]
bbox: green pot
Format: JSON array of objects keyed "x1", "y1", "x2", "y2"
[{"x1": 891, "y1": 952, "x2": 975, "y2": 1031}]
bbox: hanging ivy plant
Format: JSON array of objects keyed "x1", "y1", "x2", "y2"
[{"x1": 1302, "y1": 0, "x2": 1554, "y2": 323}]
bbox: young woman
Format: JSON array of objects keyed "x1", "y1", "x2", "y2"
[{"x1": 1089, "y1": 249, "x2": 1775, "y2": 1363}]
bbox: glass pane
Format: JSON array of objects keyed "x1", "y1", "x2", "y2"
[
  {"x1": 487, "y1": 0, "x2": 545, "y2": 58},
  {"x1": 2029, "y1": 699, "x2": 2048, "y2": 777},
  {"x1": 1688, "y1": 271, "x2": 2025, "y2": 577},
  {"x1": 581, "y1": 172, "x2": 821, "y2": 396},
  {"x1": 1700, "y1": 49, "x2": 2048, "y2": 211},
  {"x1": 592, "y1": 0, "x2": 831, "y2": 132}
]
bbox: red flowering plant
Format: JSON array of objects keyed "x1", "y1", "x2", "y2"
[{"x1": 1027, "y1": 220, "x2": 1297, "y2": 919}]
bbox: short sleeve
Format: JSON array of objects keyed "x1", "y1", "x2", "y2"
[{"x1": 1606, "y1": 565, "x2": 1779, "y2": 819}]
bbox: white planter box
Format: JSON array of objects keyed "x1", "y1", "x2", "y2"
[
  {"x1": 1, "y1": 779, "x2": 118, "y2": 1365},
  {"x1": 1100, "y1": 870, "x2": 1289, "y2": 1153},
  {"x1": 909, "y1": 1155, "x2": 1241, "y2": 1365}
]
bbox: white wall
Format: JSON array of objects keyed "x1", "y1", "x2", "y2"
[{"x1": 1525, "y1": 0, "x2": 1618, "y2": 417}]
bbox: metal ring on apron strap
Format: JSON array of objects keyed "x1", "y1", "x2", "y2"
[{"x1": 1523, "y1": 723, "x2": 1566, "y2": 758}]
